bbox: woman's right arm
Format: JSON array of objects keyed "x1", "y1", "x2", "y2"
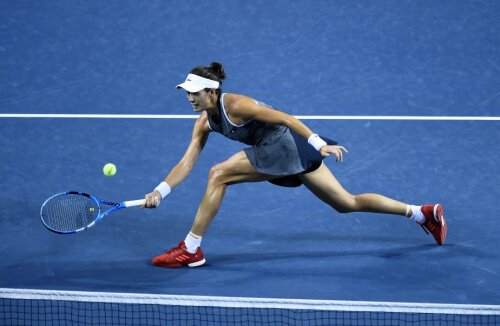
[{"x1": 143, "y1": 112, "x2": 211, "y2": 208}]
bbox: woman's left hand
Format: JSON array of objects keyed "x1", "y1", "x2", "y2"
[{"x1": 320, "y1": 145, "x2": 348, "y2": 162}]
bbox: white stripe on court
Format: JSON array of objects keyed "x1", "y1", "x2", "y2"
[
  {"x1": 0, "y1": 113, "x2": 198, "y2": 119},
  {"x1": 0, "y1": 113, "x2": 499, "y2": 120},
  {"x1": 1, "y1": 288, "x2": 499, "y2": 315}
]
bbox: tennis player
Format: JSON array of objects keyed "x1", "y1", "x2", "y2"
[{"x1": 144, "y1": 62, "x2": 447, "y2": 268}]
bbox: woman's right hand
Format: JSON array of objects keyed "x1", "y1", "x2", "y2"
[{"x1": 142, "y1": 190, "x2": 162, "y2": 209}]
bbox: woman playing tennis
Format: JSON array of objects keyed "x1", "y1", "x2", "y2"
[{"x1": 143, "y1": 62, "x2": 447, "y2": 268}]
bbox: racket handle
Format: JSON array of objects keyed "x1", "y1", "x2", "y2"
[{"x1": 123, "y1": 199, "x2": 146, "y2": 207}]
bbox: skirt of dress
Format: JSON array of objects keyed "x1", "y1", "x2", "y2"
[{"x1": 244, "y1": 128, "x2": 337, "y2": 187}]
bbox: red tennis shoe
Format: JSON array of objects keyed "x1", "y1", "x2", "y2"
[
  {"x1": 151, "y1": 241, "x2": 206, "y2": 268},
  {"x1": 418, "y1": 204, "x2": 447, "y2": 245}
]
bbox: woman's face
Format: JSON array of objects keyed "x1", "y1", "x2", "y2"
[{"x1": 186, "y1": 89, "x2": 217, "y2": 112}]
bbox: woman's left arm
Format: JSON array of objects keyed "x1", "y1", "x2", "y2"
[
  {"x1": 228, "y1": 95, "x2": 348, "y2": 160},
  {"x1": 229, "y1": 96, "x2": 313, "y2": 139}
]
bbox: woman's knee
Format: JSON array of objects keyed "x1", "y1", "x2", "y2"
[
  {"x1": 333, "y1": 205, "x2": 355, "y2": 214},
  {"x1": 329, "y1": 194, "x2": 357, "y2": 213},
  {"x1": 208, "y1": 163, "x2": 225, "y2": 185},
  {"x1": 208, "y1": 162, "x2": 236, "y2": 187}
]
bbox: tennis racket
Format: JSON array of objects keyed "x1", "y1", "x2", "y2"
[{"x1": 40, "y1": 191, "x2": 146, "y2": 234}]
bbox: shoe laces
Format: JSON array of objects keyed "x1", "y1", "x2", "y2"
[{"x1": 164, "y1": 241, "x2": 186, "y2": 257}]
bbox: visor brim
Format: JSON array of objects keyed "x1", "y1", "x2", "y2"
[{"x1": 175, "y1": 82, "x2": 206, "y2": 93}]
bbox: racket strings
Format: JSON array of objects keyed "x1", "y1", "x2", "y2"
[{"x1": 41, "y1": 194, "x2": 99, "y2": 232}]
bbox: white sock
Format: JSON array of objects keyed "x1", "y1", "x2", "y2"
[
  {"x1": 408, "y1": 205, "x2": 425, "y2": 223},
  {"x1": 184, "y1": 232, "x2": 202, "y2": 254}
]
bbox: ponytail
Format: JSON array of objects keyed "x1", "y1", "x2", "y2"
[
  {"x1": 206, "y1": 62, "x2": 226, "y2": 81},
  {"x1": 190, "y1": 62, "x2": 226, "y2": 84}
]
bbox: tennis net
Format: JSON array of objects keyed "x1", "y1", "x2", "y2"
[{"x1": 1, "y1": 288, "x2": 499, "y2": 325}]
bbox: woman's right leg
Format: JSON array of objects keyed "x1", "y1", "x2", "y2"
[
  {"x1": 190, "y1": 150, "x2": 273, "y2": 236},
  {"x1": 152, "y1": 150, "x2": 274, "y2": 268}
]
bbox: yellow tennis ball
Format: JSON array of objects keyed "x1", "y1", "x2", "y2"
[{"x1": 103, "y1": 163, "x2": 117, "y2": 176}]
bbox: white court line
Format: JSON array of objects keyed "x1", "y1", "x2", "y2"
[{"x1": 0, "y1": 113, "x2": 499, "y2": 120}]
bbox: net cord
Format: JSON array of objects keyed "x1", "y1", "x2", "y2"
[{"x1": 1, "y1": 288, "x2": 498, "y2": 316}]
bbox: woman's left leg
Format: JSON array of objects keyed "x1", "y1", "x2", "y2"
[
  {"x1": 299, "y1": 163, "x2": 408, "y2": 216},
  {"x1": 298, "y1": 163, "x2": 447, "y2": 245}
]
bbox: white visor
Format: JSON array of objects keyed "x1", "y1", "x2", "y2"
[{"x1": 176, "y1": 74, "x2": 220, "y2": 92}]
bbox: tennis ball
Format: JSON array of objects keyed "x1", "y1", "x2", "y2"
[{"x1": 103, "y1": 163, "x2": 117, "y2": 176}]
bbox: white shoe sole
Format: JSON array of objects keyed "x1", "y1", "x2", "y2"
[
  {"x1": 188, "y1": 258, "x2": 206, "y2": 267},
  {"x1": 433, "y1": 204, "x2": 444, "y2": 226}
]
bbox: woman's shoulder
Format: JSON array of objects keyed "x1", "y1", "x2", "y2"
[{"x1": 222, "y1": 93, "x2": 257, "y2": 112}]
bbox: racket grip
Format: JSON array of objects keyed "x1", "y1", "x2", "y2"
[{"x1": 123, "y1": 199, "x2": 146, "y2": 208}]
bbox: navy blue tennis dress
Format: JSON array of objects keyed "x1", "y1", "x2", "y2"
[{"x1": 206, "y1": 93, "x2": 337, "y2": 187}]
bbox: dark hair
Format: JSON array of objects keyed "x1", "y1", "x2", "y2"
[{"x1": 190, "y1": 62, "x2": 226, "y2": 94}]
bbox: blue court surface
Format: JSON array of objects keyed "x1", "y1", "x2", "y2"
[{"x1": 1, "y1": 0, "x2": 500, "y2": 324}]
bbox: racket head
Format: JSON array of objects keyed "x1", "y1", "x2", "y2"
[{"x1": 40, "y1": 192, "x2": 101, "y2": 234}]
